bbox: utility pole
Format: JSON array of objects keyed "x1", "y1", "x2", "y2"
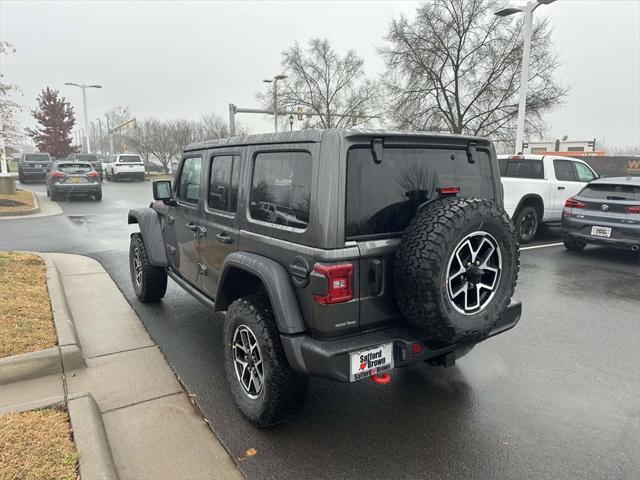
[
  {"x1": 64, "y1": 82, "x2": 102, "y2": 153},
  {"x1": 105, "y1": 115, "x2": 114, "y2": 155},
  {"x1": 97, "y1": 118, "x2": 104, "y2": 154}
]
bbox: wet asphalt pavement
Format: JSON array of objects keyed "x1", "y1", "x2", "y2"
[{"x1": 1, "y1": 181, "x2": 639, "y2": 480}]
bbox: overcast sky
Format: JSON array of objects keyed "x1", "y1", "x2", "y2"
[{"x1": 1, "y1": 0, "x2": 639, "y2": 149}]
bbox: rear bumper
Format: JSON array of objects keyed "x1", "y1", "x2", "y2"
[
  {"x1": 20, "y1": 171, "x2": 47, "y2": 180},
  {"x1": 562, "y1": 216, "x2": 640, "y2": 249},
  {"x1": 115, "y1": 171, "x2": 144, "y2": 179},
  {"x1": 281, "y1": 301, "x2": 522, "y2": 382},
  {"x1": 52, "y1": 184, "x2": 101, "y2": 195}
]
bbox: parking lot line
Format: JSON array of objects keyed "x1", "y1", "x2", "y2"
[{"x1": 520, "y1": 242, "x2": 564, "y2": 251}]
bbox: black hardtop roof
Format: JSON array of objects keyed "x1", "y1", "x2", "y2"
[
  {"x1": 590, "y1": 176, "x2": 640, "y2": 186},
  {"x1": 184, "y1": 128, "x2": 490, "y2": 152}
]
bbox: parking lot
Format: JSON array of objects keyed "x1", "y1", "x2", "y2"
[{"x1": 1, "y1": 180, "x2": 638, "y2": 479}]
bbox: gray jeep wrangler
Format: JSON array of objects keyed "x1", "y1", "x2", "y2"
[{"x1": 128, "y1": 129, "x2": 521, "y2": 427}]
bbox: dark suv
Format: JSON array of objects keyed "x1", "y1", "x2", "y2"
[
  {"x1": 18, "y1": 152, "x2": 52, "y2": 183},
  {"x1": 70, "y1": 153, "x2": 104, "y2": 182},
  {"x1": 128, "y1": 129, "x2": 521, "y2": 427}
]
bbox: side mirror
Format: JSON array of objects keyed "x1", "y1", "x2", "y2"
[{"x1": 153, "y1": 180, "x2": 174, "y2": 204}]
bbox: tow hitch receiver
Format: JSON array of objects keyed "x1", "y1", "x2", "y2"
[{"x1": 371, "y1": 372, "x2": 391, "y2": 385}]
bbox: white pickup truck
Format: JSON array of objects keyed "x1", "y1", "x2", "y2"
[{"x1": 498, "y1": 154, "x2": 598, "y2": 243}]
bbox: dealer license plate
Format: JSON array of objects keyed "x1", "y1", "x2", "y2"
[
  {"x1": 69, "y1": 177, "x2": 82, "y2": 184},
  {"x1": 349, "y1": 343, "x2": 394, "y2": 382},
  {"x1": 591, "y1": 226, "x2": 611, "y2": 238}
]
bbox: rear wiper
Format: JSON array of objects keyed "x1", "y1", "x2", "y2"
[{"x1": 606, "y1": 195, "x2": 628, "y2": 200}]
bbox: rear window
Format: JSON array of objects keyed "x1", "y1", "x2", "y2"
[
  {"x1": 346, "y1": 147, "x2": 495, "y2": 239},
  {"x1": 118, "y1": 155, "x2": 142, "y2": 163},
  {"x1": 74, "y1": 155, "x2": 98, "y2": 162},
  {"x1": 58, "y1": 163, "x2": 93, "y2": 173},
  {"x1": 498, "y1": 158, "x2": 544, "y2": 179},
  {"x1": 24, "y1": 154, "x2": 51, "y2": 163},
  {"x1": 579, "y1": 184, "x2": 640, "y2": 201}
]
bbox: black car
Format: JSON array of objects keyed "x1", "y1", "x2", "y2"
[
  {"x1": 562, "y1": 176, "x2": 640, "y2": 252},
  {"x1": 18, "y1": 152, "x2": 52, "y2": 183},
  {"x1": 127, "y1": 129, "x2": 521, "y2": 427},
  {"x1": 46, "y1": 161, "x2": 102, "y2": 201},
  {"x1": 70, "y1": 153, "x2": 104, "y2": 182}
]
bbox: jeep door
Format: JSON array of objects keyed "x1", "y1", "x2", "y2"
[
  {"x1": 171, "y1": 154, "x2": 204, "y2": 284},
  {"x1": 199, "y1": 152, "x2": 242, "y2": 298}
]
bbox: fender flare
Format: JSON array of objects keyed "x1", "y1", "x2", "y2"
[
  {"x1": 127, "y1": 208, "x2": 169, "y2": 266},
  {"x1": 514, "y1": 194, "x2": 544, "y2": 218},
  {"x1": 216, "y1": 252, "x2": 306, "y2": 335}
]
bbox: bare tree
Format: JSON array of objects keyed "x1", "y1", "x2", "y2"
[
  {"x1": 0, "y1": 42, "x2": 23, "y2": 152},
  {"x1": 105, "y1": 106, "x2": 134, "y2": 153},
  {"x1": 144, "y1": 120, "x2": 174, "y2": 173},
  {"x1": 380, "y1": 0, "x2": 566, "y2": 145},
  {"x1": 260, "y1": 38, "x2": 380, "y2": 128}
]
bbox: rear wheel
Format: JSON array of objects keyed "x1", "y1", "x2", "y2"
[
  {"x1": 50, "y1": 191, "x2": 62, "y2": 202},
  {"x1": 514, "y1": 206, "x2": 539, "y2": 244},
  {"x1": 129, "y1": 233, "x2": 167, "y2": 302},
  {"x1": 94, "y1": 190, "x2": 102, "y2": 201},
  {"x1": 563, "y1": 236, "x2": 586, "y2": 252},
  {"x1": 224, "y1": 294, "x2": 308, "y2": 427}
]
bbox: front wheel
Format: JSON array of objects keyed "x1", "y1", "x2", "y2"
[
  {"x1": 514, "y1": 206, "x2": 539, "y2": 244},
  {"x1": 129, "y1": 233, "x2": 167, "y2": 302},
  {"x1": 224, "y1": 294, "x2": 308, "y2": 427}
]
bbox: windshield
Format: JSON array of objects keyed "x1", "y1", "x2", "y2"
[
  {"x1": 346, "y1": 146, "x2": 495, "y2": 238},
  {"x1": 57, "y1": 163, "x2": 93, "y2": 174},
  {"x1": 579, "y1": 183, "x2": 640, "y2": 201},
  {"x1": 75, "y1": 155, "x2": 98, "y2": 162},
  {"x1": 24, "y1": 154, "x2": 51, "y2": 163},
  {"x1": 119, "y1": 155, "x2": 142, "y2": 163}
]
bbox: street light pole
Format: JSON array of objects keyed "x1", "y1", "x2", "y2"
[
  {"x1": 263, "y1": 74, "x2": 287, "y2": 133},
  {"x1": 64, "y1": 82, "x2": 102, "y2": 154},
  {"x1": 495, "y1": 0, "x2": 556, "y2": 154},
  {"x1": 97, "y1": 118, "x2": 104, "y2": 154}
]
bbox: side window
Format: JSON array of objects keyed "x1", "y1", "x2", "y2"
[
  {"x1": 177, "y1": 157, "x2": 202, "y2": 205},
  {"x1": 208, "y1": 155, "x2": 240, "y2": 212},
  {"x1": 553, "y1": 160, "x2": 576, "y2": 181},
  {"x1": 574, "y1": 162, "x2": 596, "y2": 182},
  {"x1": 249, "y1": 151, "x2": 312, "y2": 229}
]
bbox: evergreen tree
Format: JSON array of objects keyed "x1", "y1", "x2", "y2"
[{"x1": 28, "y1": 87, "x2": 77, "y2": 158}]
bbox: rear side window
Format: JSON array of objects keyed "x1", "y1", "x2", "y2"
[
  {"x1": 249, "y1": 151, "x2": 312, "y2": 230},
  {"x1": 208, "y1": 155, "x2": 240, "y2": 212},
  {"x1": 574, "y1": 162, "x2": 596, "y2": 182},
  {"x1": 346, "y1": 147, "x2": 494, "y2": 238},
  {"x1": 498, "y1": 159, "x2": 544, "y2": 179},
  {"x1": 57, "y1": 163, "x2": 93, "y2": 173},
  {"x1": 553, "y1": 160, "x2": 576, "y2": 181},
  {"x1": 579, "y1": 184, "x2": 640, "y2": 201},
  {"x1": 118, "y1": 155, "x2": 142, "y2": 163},
  {"x1": 177, "y1": 157, "x2": 202, "y2": 205}
]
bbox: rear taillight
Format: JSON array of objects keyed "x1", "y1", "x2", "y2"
[
  {"x1": 313, "y1": 263, "x2": 353, "y2": 304},
  {"x1": 87, "y1": 171, "x2": 99, "y2": 178},
  {"x1": 564, "y1": 198, "x2": 586, "y2": 209},
  {"x1": 626, "y1": 206, "x2": 640, "y2": 214},
  {"x1": 437, "y1": 186, "x2": 461, "y2": 195},
  {"x1": 51, "y1": 171, "x2": 65, "y2": 178}
]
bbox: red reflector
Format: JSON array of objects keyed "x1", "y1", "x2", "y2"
[
  {"x1": 626, "y1": 206, "x2": 640, "y2": 214},
  {"x1": 508, "y1": 155, "x2": 525, "y2": 160},
  {"x1": 313, "y1": 263, "x2": 353, "y2": 304},
  {"x1": 564, "y1": 198, "x2": 586, "y2": 209},
  {"x1": 52, "y1": 171, "x2": 65, "y2": 178},
  {"x1": 438, "y1": 186, "x2": 461, "y2": 195},
  {"x1": 411, "y1": 342, "x2": 423, "y2": 355}
]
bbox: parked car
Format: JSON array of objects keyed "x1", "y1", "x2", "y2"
[
  {"x1": 562, "y1": 176, "x2": 640, "y2": 251},
  {"x1": 128, "y1": 129, "x2": 521, "y2": 427},
  {"x1": 498, "y1": 154, "x2": 598, "y2": 243},
  {"x1": 17, "y1": 152, "x2": 52, "y2": 183},
  {"x1": 104, "y1": 154, "x2": 145, "y2": 181},
  {"x1": 70, "y1": 153, "x2": 104, "y2": 182},
  {"x1": 45, "y1": 161, "x2": 102, "y2": 201}
]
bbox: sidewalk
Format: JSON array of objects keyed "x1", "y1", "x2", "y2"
[{"x1": 0, "y1": 253, "x2": 242, "y2": 480}]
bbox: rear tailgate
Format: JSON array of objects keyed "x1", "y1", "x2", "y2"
[{"x1": 345, "y1": 142, "x2": 498, "y2": 331}]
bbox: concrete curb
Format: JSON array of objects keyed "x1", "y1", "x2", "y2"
[
  {"x1": 68, "y1": 393, "x2": 119, "y2": 480},
  {"x1": 0, "y1": 254, "x2": 86, "y2": 386},
  {"x1": 0, "y1": 189, "x2": 41, "y2": 217}
]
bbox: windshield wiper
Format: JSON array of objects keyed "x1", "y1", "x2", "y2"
[{"x1": 606, "y1": 195, "x2": 629, "y2": 200}]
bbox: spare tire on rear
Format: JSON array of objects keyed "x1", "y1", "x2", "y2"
[{"x1": 394, "y1": 197, "x2": 519, "y2": 343}]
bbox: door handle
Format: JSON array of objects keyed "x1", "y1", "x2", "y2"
[
  {"x1": 197, "y1": 226, "x2": 207, "y2": 237},
  {"x1": 216, "y1": 233, "x2": 233, "y2": 244},
  {"x1": 185, "y1": 222, "x2": 198, "y2": 231},
  {"x1": 557, "y1": 186, "x2": 566, "y2": 190}
]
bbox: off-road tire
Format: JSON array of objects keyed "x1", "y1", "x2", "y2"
[
  {"x1": 514, "y1": 206, "x2": 539, "y2": 244},
  {"x1": 394, "y1": 197, "x2": 519, "y2": 343},
  {"x1": 224, "y1": 294, "x2": 308, "y2": 427},
  {"x1": 563, "y1": 236, "x2": 586, "y2": 252},
  {"x1": 129, "y1": 233, "x2": 167, "y2": 302}
]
